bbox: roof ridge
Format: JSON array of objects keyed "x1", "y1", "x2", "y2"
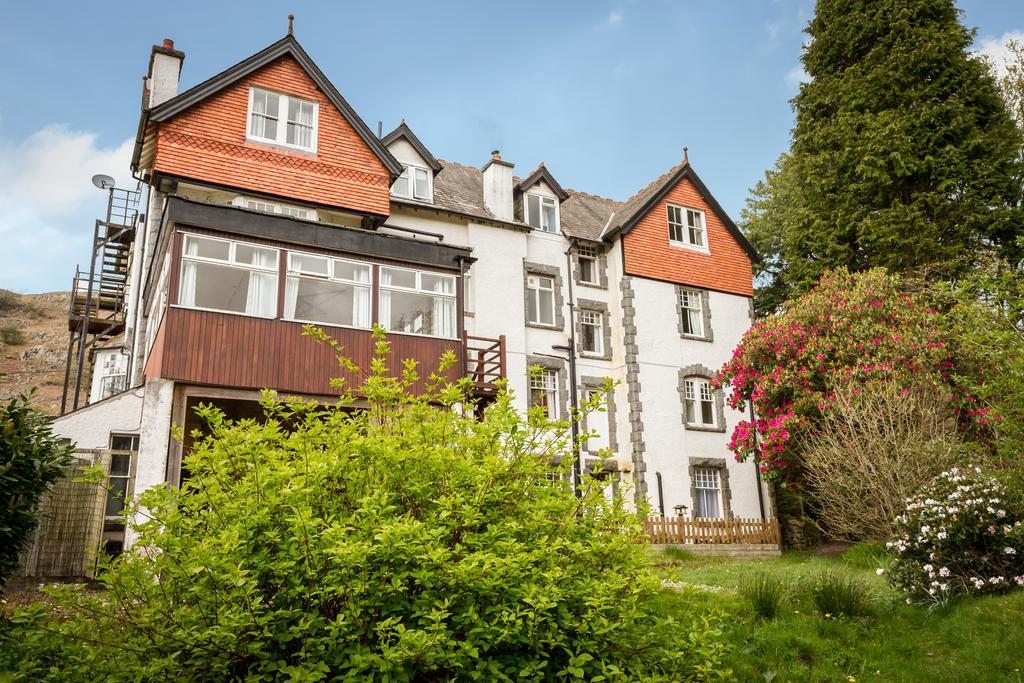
[
  {"x1": 562, "y1": 187, "x2": 622, "y2": 204},
  {"x1": 619, "y1": 161, "x2": 686, "y2": 208}
]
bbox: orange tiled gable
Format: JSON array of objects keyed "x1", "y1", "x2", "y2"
[
  {"x1": 621, "y1": 175, "x2": 754, "y2": 297},
  {"x1": 153, "y1": 54, "x2": 391, "y2": 216}
]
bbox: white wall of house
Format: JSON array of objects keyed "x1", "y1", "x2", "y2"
[{"x1": 51, "y1": 386, "x2": 145, "y2": 449}]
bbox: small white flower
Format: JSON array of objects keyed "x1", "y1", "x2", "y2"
[
  {"x1": 936, "y1": 531, "x2": 948, "y2": 540},
  {"x1": 939, "y1": 567, "x2": 951, "y2": 577},
  {"x1": 923, "y1": 563, "x2": 934, "y2": 573},
  {"x1": 876, "y1": 568, "x2": 885, "y2": 576},
  {"x1": 1004, "y1": 547, "x2": 1017, "y2": 556}
]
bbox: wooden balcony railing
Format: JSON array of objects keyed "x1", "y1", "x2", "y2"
[
  {"x1": 645, "y1": 516, "x2": 781, "y2": 545},
  {"x1": 463, "y1": 332, "x2": 506, "y2": 395}
]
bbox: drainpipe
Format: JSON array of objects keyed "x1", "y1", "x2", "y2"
[
  {"x1": 656, "y1": 471, "x2": 665, "y2": 517},
  {"x1": 563, "y1": 239, "x2": 582, "y2": 499}
]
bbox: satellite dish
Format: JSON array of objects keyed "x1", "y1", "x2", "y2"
[{"x1": 91, "y1": 174, "x2": 116, "y2": 190}]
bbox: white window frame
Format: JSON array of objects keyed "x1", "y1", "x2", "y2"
[
  {"x1": 379, "y1": 265, "x2": 458, "y2": 339},
  {"x1": 667, "y1": 204, "x2": 708, "y2": 251},
  {"x1": 233, "y1": 196, "x2": 318, "y2": 221},
  {"x1": 526, "y1": 274, "x2": 556, "y2": 326},
  {"x1": 177, "y1": 233, "x2": 280, "y2": 318},
  {"x1": 283, "y1": 251, "x2": 372, "y2": 330},
  {"x1": 693, "y1": 467, "x2": 723, "y2": 519},
  {"x1": 579, "y1": 310, "x2": 604, "y2": 356},
  {"x1": 524, "y1": 192, "x2": 559, "y2": 233},
  {"x1": 390, "y1": 164, "x2": 433, "y2": 202},
  {"x1": 529, "y1": 368, "x2": 559, "y2": 419},
  {"x1": 679, "y1": 288, "x2": 704, "y2": 338},
  {"x1": 247, "y1": 87, "x2": 319, "y2": 153},
  {"x1": 684, "y1": 378, "x2": 717, "y2": 428},
  {"x1": 577, "y1": 245, "x2": 599, "y2": 285}
]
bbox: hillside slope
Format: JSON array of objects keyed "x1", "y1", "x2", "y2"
[{"x1": 0, "y1": 290, "x2": 73, "y2": 415}]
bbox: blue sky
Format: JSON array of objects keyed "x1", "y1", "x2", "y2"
[{"x1": 1, "y1": 1, "x2": 1021, "y2": 292}]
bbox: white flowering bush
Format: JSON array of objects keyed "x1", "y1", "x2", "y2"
[{"x1": 886, "y1": 467, "x2": 1024, "y2": 605}]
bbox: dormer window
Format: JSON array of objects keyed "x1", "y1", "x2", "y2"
[
  {"x1": 668, "y1": 204, "x2": 707, "y2": 250},
  {"x1": 391, "y1": 165, "x2": 432, "y2": 202},
  {"x1": 525, "y1": 193, "x2": 558, "y2": 233},
  {"x1": 247, "y1": 87, "x2": 318, "y2": 153}
]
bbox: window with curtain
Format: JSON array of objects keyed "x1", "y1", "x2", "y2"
[
  {"x1": 525, "y1": 193, "x2": 558, "y2": 232},
  {"x1": 679, "y1": 288, "x2": 704, "y2": 337},
  {"x1": 284, "y1": 252, "x2": 371, "y2": 328},
  {"x1": 178, "y1": 234, "x2": 279, "y2": 317},
  {"x1": 577, "y1": 244, "x2": 599, "y2": 285},
  {"x1": 683, "y1": 378, "x2": 716, "y2": 427},
  {"x1": 248, "y1": 87, "x2": 318, "y2": 152},
  {"x1": 379, "y1": 266, "x2": 456, "y2": 338},
  {"x1": 692, "y1": 467, "x2": 722, "y2": 519},
  {"x1": 391, "y1": 165, "x2": 432, "y2": 201}
]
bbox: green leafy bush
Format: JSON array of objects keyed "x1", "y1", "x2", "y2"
[
  {"x1": 740, "y1": 573, "x2": 787, "y2": 620},
  {"x1": 0, "y1": 325, "x2": 23, "y2": 346},
  {"x1": 807, "y1": 570, "x2": 873, "y2": 618},
  {"x1": 3, "y1": 331, "x2": 728, "y2": 681},
  {"x1": 886, "y1": 467, "x2": 1024, "y2": 605},
  {"x1": 0, "y1": 392, "x2": 72, "y2": 588}
]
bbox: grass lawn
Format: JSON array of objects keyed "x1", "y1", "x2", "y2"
[{"x1": 653, "y1": 548, "x2": 1024, "y2": 682}]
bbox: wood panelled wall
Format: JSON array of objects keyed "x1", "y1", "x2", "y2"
[{"x1": 155, "y1": 307, "x2": 460, "y2": 397}]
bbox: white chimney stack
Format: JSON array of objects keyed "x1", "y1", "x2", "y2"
[
  {"x1": 482, "y1": 150, "x2": 514, "y2": 221},
  {"x1": 146, "y1": 38, "x2": 184, "y2": 109}
]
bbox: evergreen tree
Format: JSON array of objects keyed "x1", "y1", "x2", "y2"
[{"x1": 744, "y1": 0, "x2": 1024, "y2": 314}]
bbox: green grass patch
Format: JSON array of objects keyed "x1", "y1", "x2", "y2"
[
  {"x1": 740, "y1": 572, "x2": 788, "y2": 621},
  {"x1": 659, "y1": 550, "x2": 1024, "y2": 681}
]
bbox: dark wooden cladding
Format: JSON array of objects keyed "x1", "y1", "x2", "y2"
[{"x1": 157, "y1": 307, "x2": 460, "y2": 396}]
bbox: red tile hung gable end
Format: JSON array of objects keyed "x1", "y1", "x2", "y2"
[
  {"x1": 622, "y1": 177, "x2": 753, "y2": 297},
  {"x1": 153, "y1": 55, "x2": 390, "y2": 216}
]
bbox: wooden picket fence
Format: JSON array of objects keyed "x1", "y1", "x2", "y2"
[{"x1": 644, "y1": 516, "x2": 781, "y2": 545}]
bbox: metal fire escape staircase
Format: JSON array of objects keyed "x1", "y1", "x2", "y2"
[{"x1": 61, "y1": 187, "x2": 142, "y2": 414}]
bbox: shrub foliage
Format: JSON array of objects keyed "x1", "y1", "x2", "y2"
[
  {"x1": 886, "y1": 467, "x2": 1024, "y2": 605},
  {"x1": 2, "y1": 331, "x2": 727, "y2": 681},
  {"x1": 0, "y1": 392, "x2": 72, "y2": 588}
]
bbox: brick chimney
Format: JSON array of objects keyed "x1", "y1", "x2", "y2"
[
  {"x1": 146, "y1": 38, "x2": 185, "y2": 109},
  {"x1": 481, "y1": 150, "x2": 514, "y2": 221}
]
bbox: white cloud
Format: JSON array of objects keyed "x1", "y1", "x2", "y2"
[
  {"x1": 607, "y1": 10, "x2": 623, "y2": 26},
  {"x1": 0, "y1": 126, "x2": 133, "y2": 293},
  {"x1": 974, "y1": 30, "x2": 1024, "y2": 79},
  {"x1": 784, "y1": 64, "x2": 808, "y2": 93}
]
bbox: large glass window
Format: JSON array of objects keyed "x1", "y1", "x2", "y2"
[
  {"x1": 679, "y1": 288, "x2": 704, "y2": 337},
  {"x1": 526, "y1": 274, "x2": 555, "y2": 326},
  {"x1": 380, "y1": 267, "x2": 456, "y2": 338},
  {"x1": 525, "y1": 193, "x2": 558, "y2": 232},
  {"x1": 693, "y1": 468, "x2": 722, "y2": 519},
  {"x1": 248, "y1": 87, "x2": 318, "y2": 152},
  {"x1": 683, "y1": 378, "x2": 716, "y2": 427},
  {"x1": 284, "y1": 252, "x2": 371, "y2": 328},
  {"x1": 668, "y1": 204, "x2": 706, "y2": 248},
  {"x1": 178, "y1": 235, "x2": 279, "y2": 317},
  {"x1": 529, "y1": 369, "x2": 559, "y2": 419}
]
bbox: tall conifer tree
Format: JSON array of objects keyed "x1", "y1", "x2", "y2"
[{"x1": 744, "y1": 0, "x2": 1023, "y2": 314}]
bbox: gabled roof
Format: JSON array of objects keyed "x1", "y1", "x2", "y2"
[
  {"x1": 381, "y1": 121, "x2": 443, "y2": 174},
  {"x1": 603, "y1": 161, "x2": 759, "y2": 261},
  {"x1": 515, "y1": 163, "x2": 570, "y2": 202},
  {"x1": 137, "y1": 35, "x2": 403, "y2": 177}
]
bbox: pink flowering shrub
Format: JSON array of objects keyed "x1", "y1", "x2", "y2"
[
  {"x1": 886, "y1": 467, "x2": 1024, "y2": 605},
  {"x1": 717, "y1": 268, "x2": 981, "y2": 481}
]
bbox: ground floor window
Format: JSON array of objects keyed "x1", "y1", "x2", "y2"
[{"x1": 692, "y1": 467, "x2": 722, "y2": 519}]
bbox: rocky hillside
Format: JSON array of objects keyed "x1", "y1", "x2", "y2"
[{"x1": 0, "y1": 290, "x2": 73, "y2": 414}]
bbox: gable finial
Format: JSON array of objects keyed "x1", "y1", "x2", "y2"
[
  {"x1": 683, "y1": 146, "x2": 689, "y2": 164},
  {"x1": 288, "y1": 14, "x2": 294, "y2": 35}
]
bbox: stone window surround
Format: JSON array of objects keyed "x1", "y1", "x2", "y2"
[
  {"x1": 688, "y1": 456, "x2": 734, "y2": 520},
  {"x1": 575, "y1": 298, "x2": 612, "y2": 361},
  {"x1": 579, "y1": 375, "x2": 618, "y2": 457},
  {"x1": 526, "y1": 354, "x2": 569, "y2": 420},
  {"x1": 675, "y1": 285, "x2": 713, "y2": 343},
  {"x1": 678, "y1": 364, "x2": 726, "y2": 433},
  {"x1": 619, "y1": 276, "x2": 648, "y2": 504},
  {"x1": 571, "y1": 240, "x2": 609, "y2": 290},
  {"x1": 523, "y1": 261, "x2": 565, "y2": 330}
]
